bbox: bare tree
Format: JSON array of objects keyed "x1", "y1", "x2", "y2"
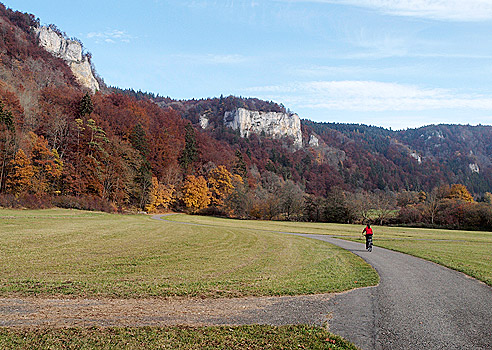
[{"x1": 372, "y1": 190, "x2": 397, "y2": 225}]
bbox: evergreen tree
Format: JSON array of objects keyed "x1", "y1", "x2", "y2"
[
  {"x1": 130, "y1": 123, "x2": 149, "y2": 157},
  {"x1": 232, "y1": 150, "x2": 247, "y2": 178},
  {"x1": 0, "y1": 102, "x2": 14, "y2": 132},
  {"x1": 178, "y1": 123, "x2": 198, "y2": 171},
  {"x1": 79, "y1": 92, "x2": 94, "y2": 117}
]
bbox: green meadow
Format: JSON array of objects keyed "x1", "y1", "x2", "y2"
[
  {"x1": 165, "y1": 214, "x2": 492, "y2": 287},
  {"x1": 0, "y1": 209, "x2": 377, "y2": 298}
]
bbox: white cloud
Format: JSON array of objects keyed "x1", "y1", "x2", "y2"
[
  {"x1": 87, "y1": 30, "x2": 133, "y2": 44},
  {"x1": 282, "y1": 0, "x2": 492, "y2": 21},
  {"x1": 246, "y1": 80, "x2": 492, "y2": 112}
]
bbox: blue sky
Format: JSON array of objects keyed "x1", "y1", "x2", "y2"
[{"x1": 9, "y1": 0, "x2": 492, "y2": 129}]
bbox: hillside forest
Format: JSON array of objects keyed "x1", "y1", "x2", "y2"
[{"x1": 1, "y1": 3, "x2": 492, "y2": 230}]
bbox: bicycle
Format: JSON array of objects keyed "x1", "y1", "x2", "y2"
[{"x1": 363, "y1": 233, "x2": 373, "y2": 252}]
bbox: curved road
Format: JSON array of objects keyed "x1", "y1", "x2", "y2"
[
  {"x1": 1, "y1": 216, "x2": 490, "y2": 350},
  {"x1": 301, "y1": 234, "x2": 492, "y2": 350}
]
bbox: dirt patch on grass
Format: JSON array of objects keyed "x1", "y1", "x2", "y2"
[{"x1": 0, "y1": 294, "x2": 335, "y2": 328}]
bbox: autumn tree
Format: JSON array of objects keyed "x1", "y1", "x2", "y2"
[
  {"x1": 29, "y1": 132, "x2": 63, "y2": 194},
  {"x1": 447, "y1": 184, "x2": 474, "y2": 202},
  {"x1": 182, "y1": 175, "x2": 210, "y2": 213},
  {"x1": 222, "y1": 174, "x2": 248, "y2": 217},
  {"x1": 208, "y1": 165, "x2": 234, "y2": 207},
  {"x1": 278, "y1": 179, "x2": 305, "y2": 220},
  {"x1": 6, "y1": 149, "x2": 34, "y2": 194},
  {"x1": 424, "y1": 185, "x2": 448, "y2": 224},
  {"x1": 146, "y1": 177, "x2": 175, "y2": 213},
  {"x1": 372, "y1": 191, "x2": 397, "y2": 225}
]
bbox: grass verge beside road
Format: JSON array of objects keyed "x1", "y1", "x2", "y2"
[
  {"x1": 0, "y1": 209, "x2": 378, "y2": 298},
  {"x1": 164, "y1": 214, "x2": 492, "y2": 286},
  {"x1": 0, "y1": 326, "x2": 359, "y2": 350}
]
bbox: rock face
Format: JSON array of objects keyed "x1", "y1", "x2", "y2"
[
  {"x1": 224, "y1": 108, "x2": 303, "y2": 148},
  {"x1": 34, "y1": 26, "x2": 99, "y2": 92}
]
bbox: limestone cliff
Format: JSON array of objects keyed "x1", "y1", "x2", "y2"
[
  {"x1": 224, "y1": 108, "x2": 303, "y2": 148},
  {"x1": 34, "y1": 26, "x2": 99, "y2": 92}
]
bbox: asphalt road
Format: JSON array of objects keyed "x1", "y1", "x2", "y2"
[
  {"x1": 5, "y1": 215, "x2": 487, "y2": 350},
  {"x1": 299, "y1": 234, "x2": 492, "y2": 350}
]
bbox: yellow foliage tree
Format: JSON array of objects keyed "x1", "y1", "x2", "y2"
[
  {"x1": 182, "y1": 175, "x2": 210, "y2": 213},
  {"x1": 29, "y1": 132, "x2": 63, "y2": 194},
  {"x1": 208, "y1": 165, "x2": 234, "y2": 207},
  {"x1": 6, "y1": 149, "x2": 34, "y2": 194},
  {"x1": 146, "y1": 177, "x2": 175, "y2": 213},
  {"x1": 447, "y1": 184, "x2": 474, "y2": 203}
]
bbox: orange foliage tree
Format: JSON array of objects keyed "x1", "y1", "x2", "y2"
[
  {"x1": 207, "y1": 165, "x2": 234, "y2": 207},
  {"x1": 447, "y1": 184, "x2": 474, "y2": 203},
  {"x1": 29, "y1": 132, "x2": 63, "y2": 194},
  {"x1": 6, "y1": 149, "x2": 34, "y2": 194},
  {"x1": 146, "y1": 177, "x2": 175, "y2": 213},
  {"x1": 182, "y1": 175, "x2": 210, "y2": 213}
]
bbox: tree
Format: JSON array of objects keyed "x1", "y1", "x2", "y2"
[
  {"x1": 232, "y1": 150, "x2": 247, "y2": 178},
  {"x1": 29, "y1": 132, "x2": 63, "y2": 194},
  {"x1": 303, "y1": 195, "x2": 324, "y2": 222},
  {"x1": 372, "y1": 191, "x2": 397, "y2": 225},
  {"x1": 347, "y1": 191, "x2": 374, "y2": 223},
  {"x1": 6, "y1": 149, "x2": 34, "y2": 194},
  {"x1": 0, "y1": 102, "x2": 16, "y2": 192},
  {"x1": 178, "y1": 123, "x2": 198, "y2": 171},
  {"x1": 79, "y1": 92, "x2": 94, "y2": 117},
  {"x1": 447, "y1": 184, "x2": 474, "y2": 202},
  {"x1": 0, "y1": 102, "x2": 14, "y2": 132},
  {"x1": 129, "y1": 123, "x2": 149, "y2": 157},
  {"x1": 182, "y1": 175, "x2": 210, "y2": 213},
  {"x1": 146, "y1": 177, "x2": 175, "y2": 213},
  {"x1": 484, "y1": 192, "x2": 492, "y2": 204},
  {"x1": 223, "y1": 174, "x2": 249, "y2": 218},
  {"x1": 208, "y1": 165, "x2": 234, "y2": 207},
  {"x1": 424, "y1": 186, "x2": 448, "y2": 224},
  {"x1": 278, "y1": 179, "x2": 305, "y2": 220}
]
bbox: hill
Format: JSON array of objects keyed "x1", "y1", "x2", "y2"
[{"x1": 0, "y1": 3, "x2": 491, "y2": 226}]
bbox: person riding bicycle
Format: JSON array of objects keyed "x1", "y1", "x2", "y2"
[{"x1": 362, "y1": 224, "x2": 373, "y2": 250}]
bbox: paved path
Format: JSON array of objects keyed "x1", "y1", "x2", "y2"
[
  {"x1": 298, "y1": 234, "x2": 492, "y2": 350},
  {"x1": 2, "y1": 215, "x2": 491, "y2": 350}
]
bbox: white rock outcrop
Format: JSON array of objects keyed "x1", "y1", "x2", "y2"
[
  {"x1": 34, "y1": 26, "x2": 99, "y2": 93},
  {"x1": 410, "y1": 152, "x2": 422, "y2": 164},
  {"x1": 199, "y1": 115, "x2": 209, "y2": 129},
  {"x1": 308, "y1": 134, "x2": 319, "y2": 147},
  {"x1": 469, "y1": 163, "x2": 480, "y2": 173},
  {"x1": 224, "y1": 108, "x2": 303, "y2": 148}
]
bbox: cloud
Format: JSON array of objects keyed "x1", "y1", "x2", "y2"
[
  {"x1": 246, "y1": 80, "x2": 492, "y2": 112},
  {"x1": 87, "y1": 30, "x2": 133, "y2": 44},
  {"x1": 281, "y1": 0, "x2": 492, "y2": 21}
]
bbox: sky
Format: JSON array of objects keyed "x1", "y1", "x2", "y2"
[{"x1": 8, "y1": 0, "x2": 492, "y2": 129}]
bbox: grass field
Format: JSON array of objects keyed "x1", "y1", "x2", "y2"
[
  {"x1": 164, "y1": 214, "x2": 492, "y2": 286},
  {"x1": 0, "y1": 209, "x2": 378, "y2": 298},
  {"x1": 0, "y1": 325, "x2": 358, "y2": 350}
]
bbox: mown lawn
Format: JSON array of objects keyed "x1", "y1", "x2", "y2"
[
  {"x1": 0, "y1": 326, "x2": 358, "y2": 350},
  {"x1": 0, "y1": 209, "x2": 378, "y2": 298},
  {"x1": 165, "y1": 214, "x2": 492, "y2": 286}
]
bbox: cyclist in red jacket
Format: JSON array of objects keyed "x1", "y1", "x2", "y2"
[{"x1": 362, "y1": 224, "x2": 373, "y2": 250}]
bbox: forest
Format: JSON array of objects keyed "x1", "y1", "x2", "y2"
[{"x1": 1, "y1": 3, "x2": 492, "y2": 231}]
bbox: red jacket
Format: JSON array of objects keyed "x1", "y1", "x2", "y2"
[{"x1": 364, "y1": 227, "x2": 373, "y2": 235}]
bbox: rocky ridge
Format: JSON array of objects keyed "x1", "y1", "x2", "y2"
[
  {"x1": 34, "y1": 26, "x2": 99, "y2": 93},
  {"x1": 224, "y1": 108, "x2": 303, "y2": 148}
]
